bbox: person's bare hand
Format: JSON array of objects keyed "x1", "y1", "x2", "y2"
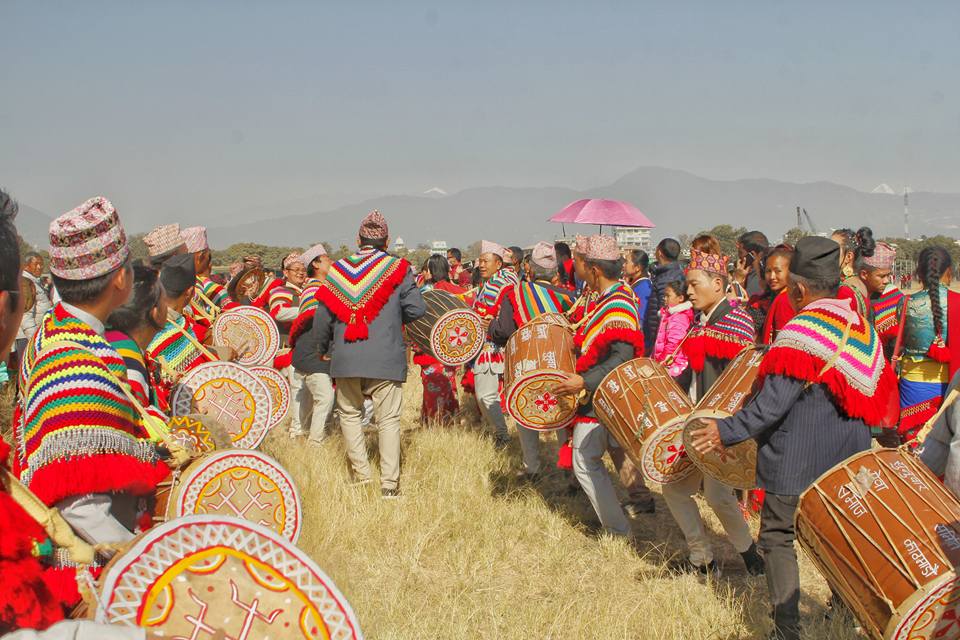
[
  {"x1": 552, "y1": 373, "x2": 585, "y2": 397},
  {"x1": 689, "y1": 418, "x2": 722, "y2": 455}
]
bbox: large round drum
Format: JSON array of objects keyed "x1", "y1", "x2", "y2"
[
  {"x1": 250, "y1": 365, "x2": 291, "y2": 430},
  {"x1": 172, "y1": 361, "x2": 273, "y2": 449},
  {"x1": 212, "y1": 306, "x2": 280, "y2": 366},
  {"x1": 154, "y1": 450, "x2": 302, "y2": 542},
  {"x1": 94, "y1": 515, "x2": 362, "y2": 639},
  {"x1": 797, "y1": 448, "x2": 960, "y2": 640},
  {"x1": 405, "y1": 289, "x2": 484, "y2": 367},
  {"x1": 681, "y1": 346, "x2": 764, "y2": 490},
  {"x1": 594, "y1": 358, "x2": 697, "y2": 485},
  {"x1": 504, "y1": 315, "x2": 578, "y2": 431}
]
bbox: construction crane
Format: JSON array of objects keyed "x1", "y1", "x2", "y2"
[{"x1": 795, "y1": 206, "x2": 819, "y2": 235}]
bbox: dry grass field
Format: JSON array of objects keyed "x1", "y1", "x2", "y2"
[{"x1": 0, "y1": 375, "x2": 863, "y2": 639}]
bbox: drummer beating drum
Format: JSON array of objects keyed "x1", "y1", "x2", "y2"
[{"x1": 690, "y1": 236, "x2": 897, "y2": 640}]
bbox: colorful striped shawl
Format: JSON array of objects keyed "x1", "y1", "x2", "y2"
[
  {"x1": 759, "y1": 297, "x2": 896, "y2": 426},
  {"x1": 872, "y1": 286, "x2": 904, "y2": 341},
  {"x1": 104, "y1": 330, "x2": 166, "y2": 421},
  {"x1": 190, "y1": 275, "x2": 228, "y2": 316},
  {"x1": 287, "y1": 278, "x2": 324, "y2": 347},
  {"x1": 316, "y1": 249, "x2": 408, "y2": 341},
  {"x1": 509, "y1": 281, "x2": 576, "y2": 327},
  {"x1": 474, "y1": 268, "x2": 520, "y2": 317},
  {"x1": 574, "y1": 283, "x2": 645, "y2": 372},
  {"x1": 683, "y1": 302, "x2": 756, "y2": 372},
  {"x1": 268, "y1": 283, "x2": 300, "y2": 320},
  {"x1": 146, "y1": 313, "x2": 211, "y2": 374},
  {"x1": 15, "y1": 305, "x2": 167, "y2": 506}
]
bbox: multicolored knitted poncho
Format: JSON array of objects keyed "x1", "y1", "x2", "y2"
[
  {"x1": 574, "y1": 283, "x2": 645, "y2": 373},
  {"x1": 268, "y1": 281, "x2": 302, "y2": 329},
  {"x1": 683, "y1": 301, "x2": 756, "y2": 372},
  {"x1": 507, "y1": 281, "x2": 576, "y2": 327},
  {"x1": 473, "y1": 268, "x2": 521, "y2": 366},
  {"x1": 316, "y1": 248, "x2": 409, "y2": 342},
  {"x1": 758, "y1": 297, "x2": 897, "y2": 427},
  {"x1": 14, "y1": 305, "x2": 167, "y2": 506},
  {"x1": 146, "y1": 312, "x2": 212, "y2": 375},
  {"x1": 105, "y1": 330, "x2": 169, "y2": 421},
  {"x1": 872, "y1": 286, "x2": 904, "y2": 348},
  {"x1": 287, "y1": 277, "x2": 324, "y2": 347}
]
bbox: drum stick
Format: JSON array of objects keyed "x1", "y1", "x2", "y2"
[
  {"x1": 915, "y1": 387, "x2": 960, "y2": 445},
  {"x1": 168, "y1": 310, "x2": 220, "y2": 361},
  {"x1": 194, "y1": 288, "x2": 221, "y2": 319},
  {"x1": 156, "y1": 355, "x2": 178, "y2": 379}
]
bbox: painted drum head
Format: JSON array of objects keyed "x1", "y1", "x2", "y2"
[
  {"x1": 172, "y1": 362, "x2": 272, "y2": 449},
  {"x1": 95, "y1": 515, "x2": 362, "y2": 639},
  {"x1": 429, "y1": 309, "x2": 484, "y2": 366},
  {"x1": 638, "y1": 421, "x2": 697, "y2": 486},
  {"x1": 250, "y1": 365, "x2": 291, "y2": 429},
  {"x1": 174, "y1": 450, "x2": 302, "y2": 543},
  {"x1": 212, "y1": 307, "x2": 280, "y2": 366},
  {"x1": 505, "y1": 370, "x2": 577, "y2": 431},
  {"x1": 166, "y1": 414, "x2": 232, "y2": 455}
]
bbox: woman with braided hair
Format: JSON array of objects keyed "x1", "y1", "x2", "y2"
[{"x1": 898, "y1": 246, "x2": 958, "y2": 441}]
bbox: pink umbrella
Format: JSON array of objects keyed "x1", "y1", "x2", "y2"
[{"x1": 548, "y1": 199, "x2": 655, "y2": 229}]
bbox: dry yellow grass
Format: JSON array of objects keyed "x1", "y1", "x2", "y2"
[{"x1": 257, "y1": 375, "x2": 864, "y2": 640}]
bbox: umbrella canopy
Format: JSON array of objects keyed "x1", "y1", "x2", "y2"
[{"x1": 548, "y1": 199, "x2": 655, "y2": 228}]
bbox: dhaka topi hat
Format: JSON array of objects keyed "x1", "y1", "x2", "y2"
[
  {"x1": 300, "y1": 243, "x2": 328, "y2": 268},
  {"x1": 49, "y1": 196, "x2": 130, "y2": 280},
  {"x1": 480, "y1": 240, "x2": 507, "y2": 260},
  {"x1": 584, "y1": 235, "x2": 620, "y2": 261},
  {"x1": 159, "y1": 253, "x2": 196, "y2": 297},
  {"x1": 791, "y1": 236, "x2": 841, "y2": 282},
  {"x1": 281, "y1": 252, "x2": 302, "y2": 271},
  {"x1": 862, "y1": 241, "x2": 896, "y2": 271},
  {"x1": 531, "y1": 241, "x2": 557, "y2": 270},
  {"x1": 358, "y1": 210, "x2": 389, "y2": 241},
  {"x1": 686, "y1": 249, "x2": 729, "y2": 277},
  {"x1": 573, "y1": 234, "x2": 590, "y2": 256},
  {"x1": 144, "y1": 224, "x2": 185, "y2": 258},
  {"x1": 180, "y1": 226, "x2": 209, "y2": 253}
]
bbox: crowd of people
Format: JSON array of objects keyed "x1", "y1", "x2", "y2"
[{"x1": 0, "y1": 187, "x2": 958, "y2": 640}]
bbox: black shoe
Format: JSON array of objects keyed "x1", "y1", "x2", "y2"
[
  {"x1": 741, "y1": 543, "x2": 765, "y2": 576},
  {"x1": 669, "y1": 558, "x2": 720, "y2": 578},
  {"x1": 623, "y1": 499, "x2": 655, "y2": 517},
  {"x1": 381, "y1": 488, "x2": 401, "y2": 500}
]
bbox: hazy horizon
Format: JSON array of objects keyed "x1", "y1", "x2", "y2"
[{"x1": 4, "y1": 2, "x2": 959, "y2": 229}]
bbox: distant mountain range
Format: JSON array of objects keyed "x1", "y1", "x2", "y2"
[{"x1": 14, "y1": 167, "x2": 960, "y2": 250}]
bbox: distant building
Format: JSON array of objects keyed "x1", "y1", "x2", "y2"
[
  {"x1": 615, "y1": 227, "x2": 652, "y2": 252},
  {"x1": 431, "y1": 240, "x2": 448, "y2": 255},
  {"x1": 394, "y1": 237, "x2": 406, "y2": 251}
]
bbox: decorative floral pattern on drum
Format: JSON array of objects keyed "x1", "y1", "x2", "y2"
[
  {"x1": 640, "y1": 422, "x2": 696, "y2": 485},
  {"x1": 96, "y1": 517, "x2": 362, "y2": 639},
  {"x1": 429, "y1": 310, "x2": 483, "y2": 366},
  {"x1": 195, "y1": 380, "x2": 256, "y2": 440},
  {"x1": 167, "y1": 416, "x2": 220, "y2": 454},
  {"x1": 506, "y1": 373, "x2": 576, "y2": 430}
]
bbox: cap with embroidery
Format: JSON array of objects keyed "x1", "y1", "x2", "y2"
[
  {"x1": 480, "y1": 240, "x2": 507, "y2": 259},
  {"x1": 531, "y1": 241, "x2": 557, "y2": 270},
  {"x1": 573, "y1": 235, "x2": 590, "y2": 255},
  {"x1": 180, "y1": 226, "x2": 208, "y2": 253},
  {"x1": 862, "y1": 241, "x2": 896, "y2": 270},
  {"x1": 144, "y1": 224, "x2": 185, "y2": 258},
  {"x1": 358, "y1": 210, "x2": 389, "y2": 241},
  {"x1": 300, "y1": 243, "x2": 328, "y2": 268},
  {"x1": 281, "y1": 252, "x2": 303, "y2": 271},
  {"x1": 686, "y1": 249, "x2": 729, "y2": 277},
  {"x1": 49, "y1": 196, "x2": 130, "y2": 280},
  {"x1": 584, "y1": 235, "x2": 620, "y2": 261}
]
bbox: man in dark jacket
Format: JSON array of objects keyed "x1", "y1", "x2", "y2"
[
  {"x1": 642, "y1": 238, "x2": 684, "y2": 355},
  {"x1": 310, "y1": 211, "x2": 425, "y2": 498},
  {"x1": 690, "y1": 236, "x2": 891, "y2": 640}
]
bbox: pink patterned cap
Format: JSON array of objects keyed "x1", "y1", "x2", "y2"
[
  {"x1": 359, "y1": 210, "x2": 389, "y2": 241},
  {"x1": 585, "y1": 235, "x2": 620, "y2": 261},
  {"x1": 49, "y1": 197, "x2": 130, "y2": 280},
  {"x1": 180, "y1": 226, "x2": 208, "y2": 253},
  {"x1": 686, "y1": 248, "x2": 729, "y2": 277},
  {"x1": 144, "y1": 224, "x2": 185, "y2": 257},
  {"x1": 300, "y1": 242, "x2": 328, "y2": 268},
  {"x1": 531, "y1": 241, "x2": 557, "y2": 270},
  {"x1": 862, "y1": 242, "x2": 896, "y2": 270},
  {"x1": 480, "y1": 240, "x2": 506, "y2": 259},
  {"x1": 573, "y1": 234, "x2": 590, "y2": 255}
]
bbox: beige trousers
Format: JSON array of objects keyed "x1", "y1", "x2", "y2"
[
  {"x1": 336, "y1": 378, "x2": 403, "y2": 490},
  {"x1": 661, "y1": 469, "x2": 753, "y2": 566}
]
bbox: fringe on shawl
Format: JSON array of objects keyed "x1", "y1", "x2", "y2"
[
  {"x1": 26, "y1": 456, "x2": 170, "y2": 508},
  {"x1": 315, "y1": 262, "x2": 407, "y2": 342},
  {"x1": 683, "y1": 331, "x2": 752, "y2": 373},
  {"x1": 574, "y1": 327, "x2": 645, "y2": 373}
]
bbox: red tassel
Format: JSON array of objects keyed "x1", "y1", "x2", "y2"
[
  {"x1": 26, "y1": 457, "x2": 170, "y2": 507},
  {"x1": 315, "y1": 257, "x2": 409, "y2": 342},
  {"x1": 287, "y1": 310, "x2": 316, "y2": 347},
  {"x1": 927, "y1": 340, "x2": 951, "y2": 363},
  {"x1": 344, "y1": 322, "x2": 369, "y2": 342},
  {"x1": 272, "y1": 350, "x2": 293, "y2": 370},
  {"x1": 557, "y1": 442, "x2": 573, "y2": 470}
]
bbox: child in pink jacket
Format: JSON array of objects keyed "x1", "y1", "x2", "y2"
[{"x1": 653, "y1": 281, "x2": 694, "y2": 381}]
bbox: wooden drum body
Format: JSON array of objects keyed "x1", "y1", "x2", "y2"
[
  {"x1": 797, "y1": 449, "x2": 960, "y2": 640},
  {"x1": 682, "y1": 347, "x2": 764, "y2": 490},
  {"x1": 504, "y1": 316, "x2": 578, "y2": 431},
  {"x1": 594, "y1": 358, "x2": 696, "y2": 485},
  {"x1": 95, "y1": 515, "x2": 362, "y2": 639},
  {"x1": 406, "y1": 289, "x2": 484, "y2": 367}
]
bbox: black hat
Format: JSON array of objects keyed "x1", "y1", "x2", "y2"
[
  {"x1": 159, "y1": 252, "x2": 196, "y2": 297},
  {"x1": 791, "y1": 236, "x2": 840, "y2": 281}
]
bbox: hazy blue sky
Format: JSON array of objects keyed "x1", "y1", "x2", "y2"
[{"x1": 3, "y1": 1, "x2": 959, "y2": 231}]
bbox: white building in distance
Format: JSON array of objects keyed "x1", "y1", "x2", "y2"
[
  {"x1": 431, "y1": 240, "x2": 448, "y2": 255},
  {"x1": 394, "y1": 237, "x2": 406, "y2": 252},
  {"x1": 615, "y1": 227, "x2": 652, "y2": 252}
]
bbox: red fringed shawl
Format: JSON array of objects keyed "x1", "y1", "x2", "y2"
[
  {"x1": 315, "y1": 249, "x2": 409, "y2": 342},
  {"x1": 758, "y1": 297, "x2": 897, "y2": 427},
  {"x1": 683, "y1": 303, "x2": 756, "y2": 373},
  {"x1": 574, "y1": 283, "x2": 644, "y2": 373}
]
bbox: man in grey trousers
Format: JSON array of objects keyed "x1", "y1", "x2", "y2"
[{"x1": 308, "y1": 211, "x2": 425, "y2": 498}]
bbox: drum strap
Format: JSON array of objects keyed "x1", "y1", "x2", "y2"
[
  {"x1": 167, "y1": 309, "x2": 220, "y2": 362},
  {"x1": 808, "y1": 316, "x2": 853, "y2": 390}
]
